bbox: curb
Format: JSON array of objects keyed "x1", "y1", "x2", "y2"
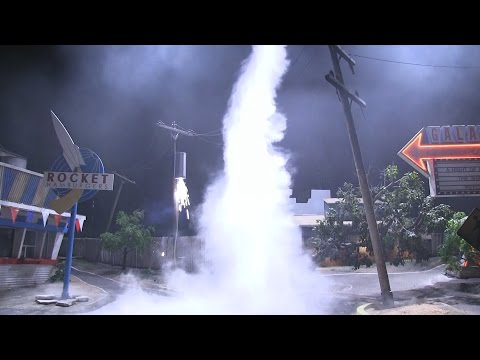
[{"x1": 356, "y1": 303, "x2": 372, "y2": 315}]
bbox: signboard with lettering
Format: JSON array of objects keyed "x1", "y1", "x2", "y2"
[
  {"x1": 433, "y1": 159, "x2": 480, "y2": 196},
  {"x1": 398, "y1": 125, "x2": 480, "y2": 198},
  {"x1": 45, "y1": 171, "x2": 114, "y2": 191}
]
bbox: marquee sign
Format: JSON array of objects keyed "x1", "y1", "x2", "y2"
[{"x1": 398, "y1": 125, "x2": 480, "y2": 197}]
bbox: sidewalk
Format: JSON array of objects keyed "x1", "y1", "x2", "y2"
[
  {"x1": 317, "y1": 257, "x2": 445, "y2": 274},
  {"x1": 357, "y1": 275, "x2": 480, "y2": 315},
  {"x1": 0, "y1": 275, "x2": 112, "y2": 315}
]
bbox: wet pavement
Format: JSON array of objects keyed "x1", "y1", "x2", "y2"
[{"x1": 1, "y1": 258, "x2": 479, "y2": 315}]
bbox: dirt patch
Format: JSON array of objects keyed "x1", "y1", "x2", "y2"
[{"x1": 369, "y1": 303, "x2": 470, "y2": 315}]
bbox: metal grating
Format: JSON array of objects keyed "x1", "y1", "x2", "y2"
[{"x1": 0, "y1": 264, "x2": 53, "y2": 289}]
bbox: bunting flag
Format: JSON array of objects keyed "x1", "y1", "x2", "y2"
[
  {"x1": 41, "y1": 210, "x2": 49, "y2": 227},
  {"x1": 10, "y1": 208, "x2": 19, "y2": 224},
  {"x1": 75, "y1": 218, "x2": 80, "y2": 232},
  {"x1": 26, "y1": 211, "x2": 34, "y2": 223},
  {"x1": 54, "y1": 214, "x2": 61, "y2": 227},
  {"x1": 77, "y1": 217, "x2": 85, "y2": 232}
]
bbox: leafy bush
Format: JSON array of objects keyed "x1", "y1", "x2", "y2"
[{"x1": 49, "y1": 261, "x2": 65, "y2": 282}]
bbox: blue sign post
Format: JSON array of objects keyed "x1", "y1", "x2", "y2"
[
  {"x1": 61, "y1": 202, "x2": 78, "y2": 299},
  {"x1": 47, "y1": 111, "x2": 114, "y2": 301}
]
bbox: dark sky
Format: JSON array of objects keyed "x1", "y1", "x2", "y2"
[{"x1": 1, "y1": 45, "x2": 479, "y2": 236}]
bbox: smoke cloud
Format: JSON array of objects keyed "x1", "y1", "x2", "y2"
[{"x1": 90, "y1": 45, "x2": 331, "y2": 315}]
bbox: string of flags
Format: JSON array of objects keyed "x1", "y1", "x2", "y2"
[{"x1": 0, "y1": 204, "x2": 84, "y2": 232}]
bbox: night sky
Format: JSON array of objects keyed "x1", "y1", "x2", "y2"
[{"x1": 1, "y1": 45, "x2": 479, "y2": 236}]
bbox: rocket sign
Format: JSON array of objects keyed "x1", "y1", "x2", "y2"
[
  {"x1": 47, "y1": 111, "x2": 114, "y2": 214},
  {"x1": 398, "y1": 125, "x2": 480, "y2": 197}
]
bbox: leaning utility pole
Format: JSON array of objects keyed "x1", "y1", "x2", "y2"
[{"x1": 325, "y1": 45, "x2": 394, "y2": 307}]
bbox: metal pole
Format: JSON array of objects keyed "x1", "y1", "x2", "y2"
[
  {"x1": 61, "y1": 202, "x2": 78, "y2": 300},
  {"x1": 327, "y1": 45, "x2": 394, "y2": 307},
  {"x1": 172, "y1": 131, "x2": 179, "y2": 268}
]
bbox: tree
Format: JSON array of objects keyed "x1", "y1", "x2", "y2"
[
  {"x1": 100, "y1": 210, "x2": 154, "y2": 272},
  {"x1": 311, "y1": 182, "x2": 369, "y2": 268},
  {"x1": 310, "y1": 165, "x2": 454, "y2": 267},
  {"x1": 373, "y1": 165, "x2": 453, "y2": 264},
  {"x1": 439, "y1": 212, "x2": 480, "y2": 272}
]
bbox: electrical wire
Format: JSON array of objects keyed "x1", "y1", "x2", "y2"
[
  {"x1": 289, "y1": 45, "x2": 306, "y2": 71},
  {"x1": 350, "y1": 53, "x2": 480, "y2": 69},
  {"x1": 197, "y1": 136, "x2": 222, "y2": 147}
]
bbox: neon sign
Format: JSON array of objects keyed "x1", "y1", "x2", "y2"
[{"x1": 398, "y1": 126, "x2": 480, "y2": 197}]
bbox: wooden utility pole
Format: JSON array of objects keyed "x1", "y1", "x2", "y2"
[
  {"x1": 95, "y1": 172, "x2": 136, "y2": 263},
  {"x1": 105, "y1": 172, "x2": 136, "y2": 233},
  {"x1": 326, "y1": 45, "x2": 394, "y2": 307}
]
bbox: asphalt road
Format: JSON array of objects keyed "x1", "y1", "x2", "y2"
[
  {"x1": 316, "y1": 264, "x2": 453, "y2": 314},
  {"x1": 72, "y1": 267, "x2": 124, "y2": 296},
  {"x1": 75, "y1": 264, "x2": 461, "y2": 315}
]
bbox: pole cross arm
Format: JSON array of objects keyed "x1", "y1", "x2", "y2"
[
  {"x1": 156, "y1": 122, "x2": 196, "y2": 137},
  {"x1": 325, "y1": 72, "x2": 367, "y2": 108},
  {"x1": 332, "y1": 45, "x2": 356, "y2": 74}
]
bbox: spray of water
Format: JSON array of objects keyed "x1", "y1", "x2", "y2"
[
  {"x1": 175, "y1": 178, "x2": 190, "y2": 219},
  {"x1": 89, "y1": 45, "x2": 332, "y2": 315}
]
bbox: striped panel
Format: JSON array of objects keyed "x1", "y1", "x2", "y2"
[
  {"x1": 20, "y1": 175, "x2": 41, "y2": 205},
  {"x1": 8, "y1": 170, "x2": 29, "y2": 203},
  {"x1": 32, "y1": 176, "x2": 49, "y2": 207},
  {"x1": 0, "y1": 166, "x2": 3, "y2": 198},
  {"x1": 0, "y1": 264, "x2": 53, "y2": 289},
  {"x1": 1, "y1": 167, "x2": 15, "y2": 200},
  {"x1": 43, "y1": 189, "x2": 58, "y2": 208}
]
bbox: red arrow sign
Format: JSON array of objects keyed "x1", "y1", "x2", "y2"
[{"x1": 399, "y1": 129, "x2": 480, "y2": 174}]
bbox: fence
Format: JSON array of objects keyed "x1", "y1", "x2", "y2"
[{"x1": 59, "y1": 236, "x2": 205, "y2": 272}]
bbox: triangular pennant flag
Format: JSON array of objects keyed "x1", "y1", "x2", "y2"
[
  {"x1": 26, "y1": 211, "x2": 34, "y2": 223},
  {"x1": 41, "y1": 210, "x2": 49, "y2": 227},
  {"x1": 54, "y1": 214, "x2": 61, "y2": 227},
  {"x1": 75, "y1": 218, "x2": 80, "y2": 232},
  {"x1": 10, "y1": 208, "x2": 19, "y2": 224},
  {"x1": 78, "y1": 217, "x2": 85, "y2": 232}
]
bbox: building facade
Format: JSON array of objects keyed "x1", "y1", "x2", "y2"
[{"x1": 0, "y1": 148, "x2": 86, "y2": 289}]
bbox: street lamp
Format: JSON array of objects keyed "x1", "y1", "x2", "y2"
[{"x1": 157, "y1": 121, "x2": 193, "y2": 268}]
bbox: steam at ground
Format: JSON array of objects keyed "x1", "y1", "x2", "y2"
[{"x1": 90, "y1": 45, "x2": 332, "y2": 315}]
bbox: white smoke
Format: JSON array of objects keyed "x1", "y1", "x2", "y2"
[{"x1": 89, "y1": 45, "x2": 332, "y2": 315}]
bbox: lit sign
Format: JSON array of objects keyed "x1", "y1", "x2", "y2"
[
  {"x1": 425, "y1": 125, "x2": 480, "y2": 144},
  {"x1": 399, "y1": 126, "x2": 480, "y2": 198}
]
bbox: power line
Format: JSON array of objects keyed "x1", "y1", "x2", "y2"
[
  {"x1": 290, "y1": 45, "x2": 306, "y2": 70},
  {"x1": 197, "y1": 136, "x2": 222, "y2": 147},
  {"x1": 350, "y1": 53, "x2": 480, "y2": 69},
  {"x1": 192, "y1": 128, "x2": 222, "y2": 137}
]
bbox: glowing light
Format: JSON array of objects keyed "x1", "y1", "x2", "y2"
[
  {"x1": 400, "y1": 130, "x2": 480, "y2": 173},
  {"x1": 174, "y1": 177, "x2": 190, "y2": 214}
]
